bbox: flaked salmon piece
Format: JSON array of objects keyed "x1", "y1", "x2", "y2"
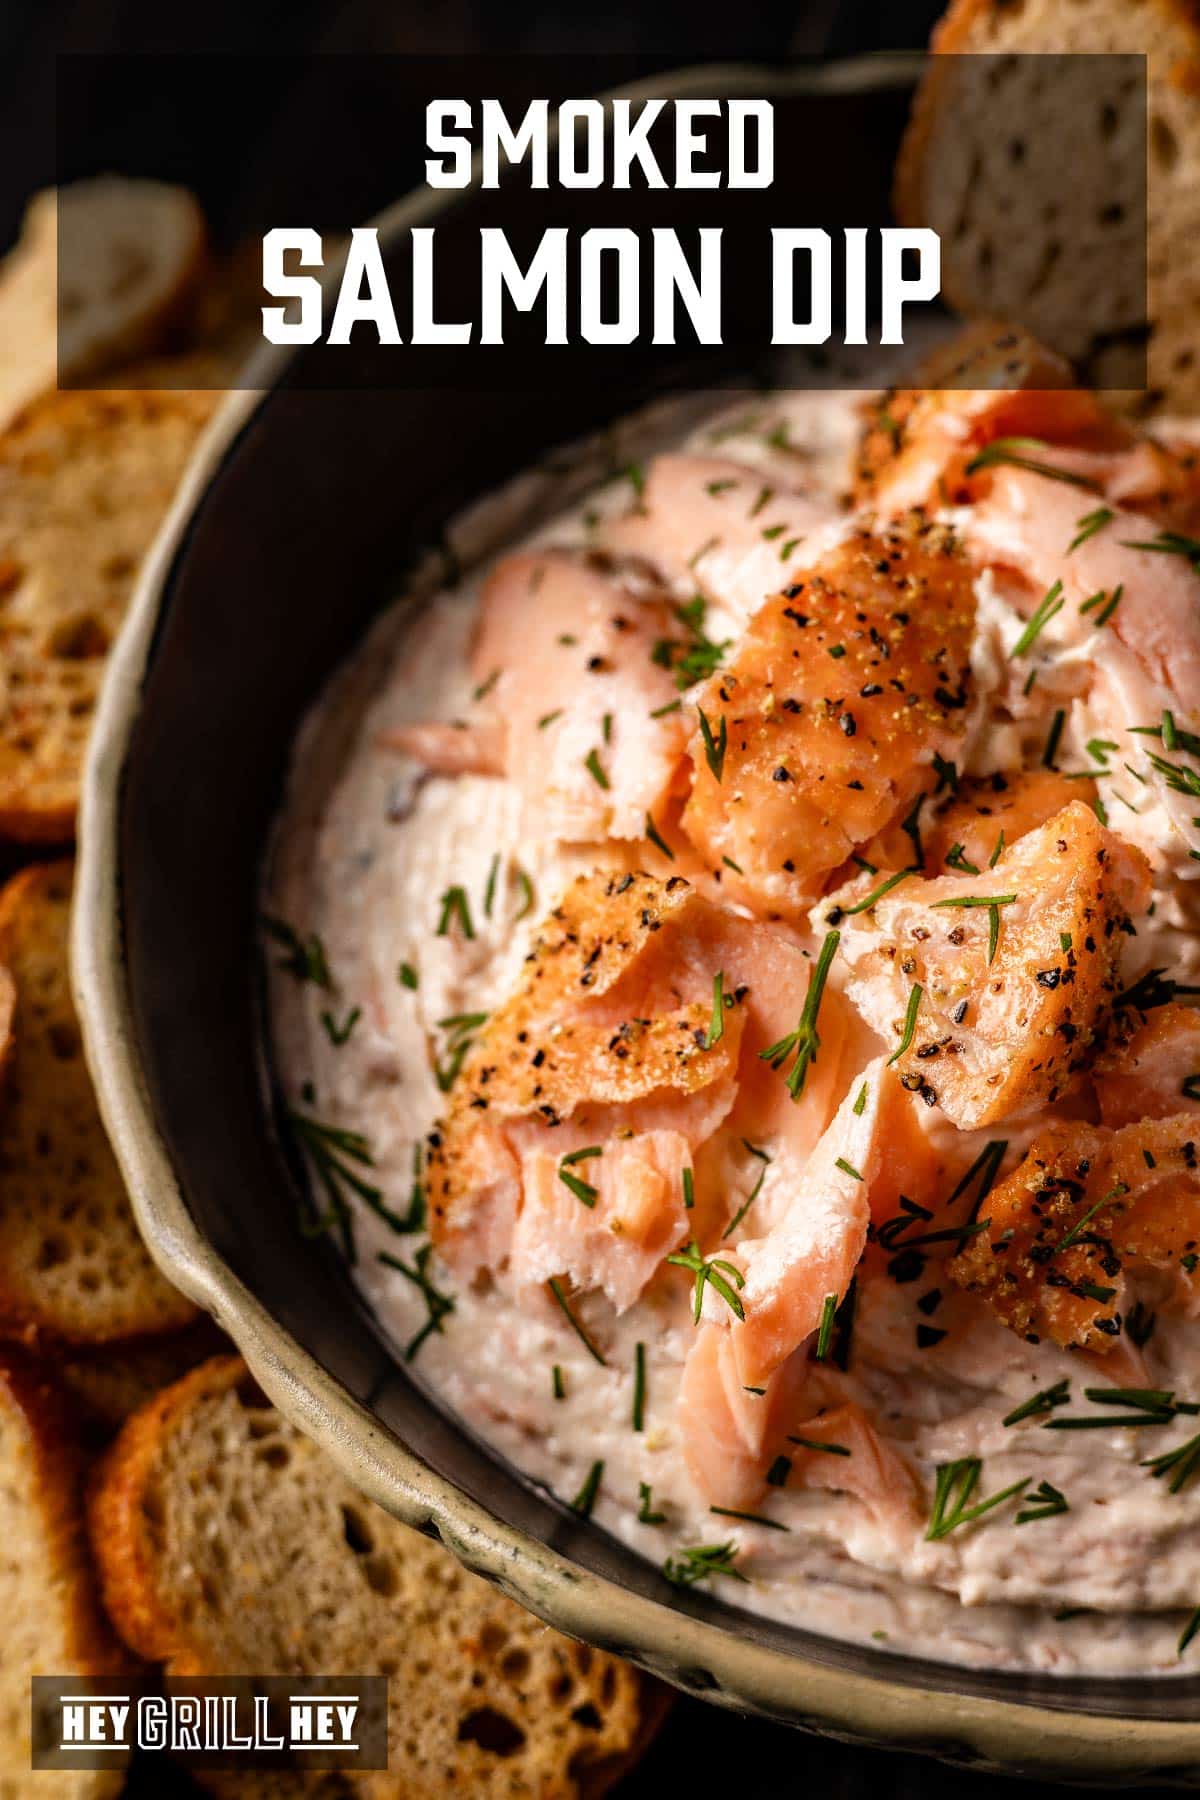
[
  {"x1": 853, "y1": 324, "x2": 1118, "y2": 514},
  {"x1": 968, "y1": 467, "x2": 1200, "y2": 701},
  {"x1": 602, "y1": 454, "x2": 847, "y2": 631},
  {"x1": 677, "y1": 1325, "x2": 807, "y2": 1509},
  {"x1": 949, "y1": 1114, "x2": 1200, "y2": 1351},
  {"x1": 386, "y1": 549, "x2": 688, "y2": 844},
  {"x1": 679, "y1": 515, "x2": 978, "y2": 917},
  {"x1": 712, "y1": 1054, "x2": 930, "y2": 1390},
  {"x1": 379, "y1": 719, "x2": 505, "y2": 777},
  {"x1": 1095, "y1": 1004, "x2": 1200, "y2": 1127},
  {"x1": 916, "y1": 769, "x2": 1097, "y2": 878},
  {"x1": 829, "y1": 802, "x2": 1152, "y2": 1129},
  {"x1": 427, "y1": 871, "x2": 847, "y2": 1310},
  {"x1": 786, "y1": 1402, "x2": 922, "y2": 1542}
]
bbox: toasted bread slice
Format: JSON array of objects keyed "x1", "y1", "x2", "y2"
[
  {"x1": 0, "y1": 179, "x2": 207, "y2": 434},
  {"x1": 57, "y1": 1317, "x2": 231, "y2": 1438},
  {"x1": 90, "y1": 1357, "x2": 668, "y2": 1800},
  {"x1": 0, "y1": 1345, "x2": 125, "y2": 1800},
  {"x1": 896, "y1": 0, "x2": 1200, "y2": 407},
  {"x1": 0, "y1": 381, "x2": 217, "y2": 840},
  {"x1": 0, "y1": 861, "x2": 195, "y2": 1343}
]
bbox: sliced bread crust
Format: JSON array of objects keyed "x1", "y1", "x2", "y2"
[
  {"x1": 0, "y1": 382, "x2": 218, "y2": 841},
  {"x1": 0, "y1": 179, "x2": 208, "y2": 437},
  {"x1": 0, "y1": 1345, "x2": 125, "y2": 1800},
  {"x1": 897, "y1": 0, "x2": 1200, "y2": 406},
  {"x1": 0, "y1": 861, "x2": 195, "y2": 1343},
  {"x1": 90, "y1": 1357, "x2": 668, "y2": 1800}
]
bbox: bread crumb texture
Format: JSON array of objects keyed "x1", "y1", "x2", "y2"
[
  {"x1": 0, "y1": 861, "x2": 194, "y2": 1342},
  {"x1": 0, "y1": 1346, "x2": 123, "y2": 1800},
  {"x1": 896, "y1": 0, "x2": 1200, "y2": 407},
  {"x1": 90, "y1": 1357, "x2": 666, "y2": 1800}
]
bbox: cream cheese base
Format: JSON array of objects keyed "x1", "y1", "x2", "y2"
[{"x1": 267, "y1": 390, "x2": 1200, "y2": 1676}]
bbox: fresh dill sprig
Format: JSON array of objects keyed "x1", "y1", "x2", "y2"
[
  {"x1": 666, "y1": 1240, "x2": 746, "y2": 1324},
  {"x1": 965, "y1": 437, "x2": 1100, "y2": 490},
  {"x1": 662, "y1": 1542, "x2": 746, "y2": 1587},
  {"x1": 925, "y1": 1458, "x2": 1029, "y2": 1541},
  {"x1": 697, "y1": 706, "x2": 728, "y2": 782},
  {"x1": 262, "y1": 915, "x2": 331, "y2": 988},
  {"x1": 887, "y1": 982, "x2": 923, "y2": 1066},
  {"x1": 759, "y1": 929, "x2": 840, "y2": 1099},
  {"x1": 547, "y1": 1279, "x2": 608, "y2": 1366},
  {"x1": 379, "y1": 1242, "x2": 455, "y2": 1361}
]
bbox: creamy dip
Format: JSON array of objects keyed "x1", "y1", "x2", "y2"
[{"x1": 267, "y1": 385, "x2": 1200, "y2": 1675}]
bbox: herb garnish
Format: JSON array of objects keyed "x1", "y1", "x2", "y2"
[
  {"x1": 945, "y1": 844, "x2": 980, "y2": 876},
  {"x1": 436, "y1": 885, "x2": 475, "y2": 940},
  {"x1": 662, "y1": 1542, "x2": 746, "y2": 1587},
  {"x1": 558, "y1": 1146, "x2": 602, "y2": 1208},
  {"x1": 705, "y1": 972, "x2": 729, "y2": 1048},
  {"x1": 262, "y1": 915, "x2": 331, "y2": 987},
  {"x1": 1180, "y1": 1608, "x2": 1200, "y2": 1658},
  {"x1": 723, "y1": 1149, "x2": 771, "y2": 1240},
  {"x1": 483, "y1": 853, "x2": 500, "y2": 918},
  {"x1": 1003, "y1": 1379, "x2": 1070, "y2": 1427},
  {"x1": 697, "y1": 707, "x2": 728, "y2": 781},
  {"x1": 570, "y1": 1460, "x2": 604, "y2": 1518},
  {"x1": 378, "y1": 1243, "x2": 455, "y2": 1361},
  {"x1": 1068, "y1": 506, "x2": 1114, "y2": 552},
  {"x1": 433, "y1": 1012, "x2": 487, "y2": 1092},
  {"x1": 1079, "y1": 584, "x2": 1123, "y2": 627},
  {"x1": 290, "y1": 1112, "x2": 420, "y2": 1255},
  {"x1": 552, "y1": 1365, "x2": 565, "y2": 1400},
  {"x1": 887, "y1": 982, "x2": 923, "y2": 1066},
  {"x1": 925, "y1": 1459, "x2": 1029, "y2": 1540},
  {"x1": 638, "y1": 1483, "x2": 666, "y2": 1525},
  {"x1": 1119, "y1": 529, "x2": 1200, "y2": 571},
  {"x1": 320, "y1": 1005, "x2": 361, "y2": 1047},
  {"x1": 1143, "y1": 1433, "x2": 1200, "y2": 1493},
  {"x1": 788, "y1": 1434, "x2": 851, "y2": 1457},
  {"x1": 398, "y1": 961, "x2": 418, "y2": 990},
  {"x1": 1015, "y1": 1480, "x2": 1069, "y2": 1525},
  {"x1": 514, "y1": 867, "x2": 535, "y2": 921},
  {"x1": 840, "y1": 868, "x2": 913, "y2": 915},
  {"x1": 759, "y1": 929, "x2": 840, "y2": 1099},
  {"x1": 547, "y1": 1279, "x2": 608, "y2": 1365},
  {"x1": 930, "y1": 893, "x2": 1016, "y2": 965},
  {"x1": 813, "y1": 1292, "x2": 838, "y2": 1361},
  {"x1": 710, "y1": 1505, "x2": 790, "y2": 1532},
  {"x1": 584, "y1": 748, "x2": 610, "y2": 789},
  {"x1": 1042, "y1": 708, "x2": 1066, "y2": 769},
  {"x1": 964, "y1": 437, "x2": 1101, "y2": 490},
  {"x1": 633, "y1": 1342, "x2": 647, "y2": 1432},
  {"x1": 666, "y1": 1240, "x2": 746, "y2": 1323},
  {"x1": 645, "y1": 811, "x2": 674, "y2": 861},
  {"x1": 1010, "y1": 580, "x2": 1065, "y2": 656}
]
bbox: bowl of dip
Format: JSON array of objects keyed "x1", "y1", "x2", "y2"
[{"x1": 73, "y1": 57, "x2": 1200, "y2": 1783}]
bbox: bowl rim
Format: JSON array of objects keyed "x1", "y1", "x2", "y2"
[{"x1": 71, "y1": 52, "x2": 1200, "y2": 1782}]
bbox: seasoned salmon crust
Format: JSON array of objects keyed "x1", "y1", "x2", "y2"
[{"x1": 267, "y1": 342, "x2": 1200, "y2": 1676}]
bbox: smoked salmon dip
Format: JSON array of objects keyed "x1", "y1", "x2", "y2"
[{"x1": 266, "y1": 329, "x2": 1200, "y2": 1674}]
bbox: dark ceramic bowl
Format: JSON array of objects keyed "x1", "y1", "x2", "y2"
[{"x1": 72, "y1": 57, "x2": 1200, "y2": 1784}]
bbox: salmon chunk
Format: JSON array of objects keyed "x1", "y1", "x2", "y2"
[
  {"x1": 968, "y1": 468, "x2": 1200, "y2": 702},
  {"x1": 677, "y1": 1325, "x2": 807, "y2": 1509},
  {"x1": 1096, "y1": 1004, "x2": 1200, "y2": 1127},
  {"x1": 603, "y1": 453, "x2": 846, "y2": 630},
  {"x1": 830, "y1": 802, "x2": 1152, "y2": 1128},
  {"x1": 679, "y1": 515, "x2": 978, "y2": 917},
  {"x1": 427, "y1": 871, "x2": 849, "y2": 1311},
  {"x1": 714, "y1": 1054, "x2": 935, "y2": 1390},
  {"x1": 853, "y1": 324, "x2": 1116, "y2": 515},
  {"x1": 950, "y1": 1114, "x2": 1200, "y2": 1351},
  {"x1": 385, "y1": 549, "x2": 688, "y2": 844},
  {"x1": 915, "y1": 769, "x2": 1097, "y2": 878}
]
